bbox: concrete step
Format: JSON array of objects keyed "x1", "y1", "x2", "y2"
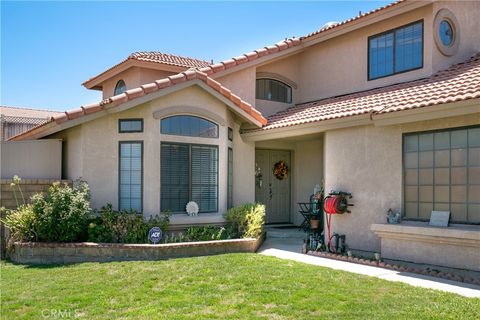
[{"x1": 266, "y1": 227, "x2": 306, "y2": 239}]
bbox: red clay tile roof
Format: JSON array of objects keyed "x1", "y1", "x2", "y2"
[
  {"x1": 301, "y1": 0, "x2": 406, "y2": 40},
  {"x1": 82, "y1": 52, "x2": 211, "y2": 87},
  {"x1": 256, "y1": 53, "x2": 480, "y2": 131},
  {"x1": 10, "y1": 71, "x2": 267, "y2": 141},
  {"x1": 129, "y1": 52, "x2": 211, "y2": 69},
  {"x1": 198, "y1": 38, "x2": 301, "y2": 76}
]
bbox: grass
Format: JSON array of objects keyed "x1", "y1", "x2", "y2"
[{"x1": 1, "y1": 253, "x2": 479, "y2": 319}]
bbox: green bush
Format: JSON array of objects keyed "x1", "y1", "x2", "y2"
[
  {"x1": 2, "y1": 205, "x2": 37, "y2": 242},
  {"x1": 87, "y1": 204, "x2": 170, "y2": 243},
  {"x1": 224, "y1": 203, "x2": 265, "y2": 238},
  {"x1": 3, "y1": 180, "x2": 91, "y2": 242},
  {"x1": 184, "y1": 225, "x2": 231, "y2": 242}
]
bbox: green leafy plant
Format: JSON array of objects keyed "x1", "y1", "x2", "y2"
[
  {"x1": 87, "y1": 204, "x2": 171, "y2": 244},
  {"x1": 224, "y1": 203, "x2": 265, "y2": 238},
  {"x1": 185, "y1": 225, "x2": 231, "y2": 241},
  {"x1": 3, "y1": 180, "x2": 91, "y2": 242},
  {"x1": 2, "y1": 205, "x2": 37, "y2": 242}
]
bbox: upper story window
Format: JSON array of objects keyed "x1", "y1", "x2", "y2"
[
  {"x1": 368, "y1": 20, "x2": 423, "y2": 80},
  {"x1": 439, "y1": 20, "x2": 454, "y2": 46},
  {"x1": 161, "y1": 115, "x2": 218, "y2": 138},
  {"x1": 119, "y1": 119, "x2": 143, "y2": 133},
  {"x1": 433, "y1": 9, "x2": 459, "y2": 57},
  {"x1": 114, "y1": 80, "x2": 127, "y2": 95},
  {"x1": 256, "y1": 78, "x2": 292, "y2": 104}
]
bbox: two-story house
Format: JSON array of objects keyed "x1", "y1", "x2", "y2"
[{"x1": 11, "y1": 0, "x2": 480, "y2": 270}]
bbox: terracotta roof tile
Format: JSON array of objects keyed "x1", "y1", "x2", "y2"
[
  {"x1": 83, "y1": 52, "x2": 211, "y2": 87},
  {"x1": 141, "y1": 82, "x2": 159, "y2": 94},
  {"x1": 198, "y1": 38, "x2": 302, "y2": 75},
  {"x1": 128, "y1": 52, "x2": 211, "y2": 69},
  {"x1": 11, "y1": 71, "x2": 267, "y2": 141},
  {"x1": 255, "y1": 53, "x2": 480, "y2": 132}
]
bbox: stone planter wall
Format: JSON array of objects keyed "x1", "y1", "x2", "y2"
[{"x1": 9, "y1": 233, "x2": 266, "y2": 264}]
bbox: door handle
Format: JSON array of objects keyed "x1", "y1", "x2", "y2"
[{"x1": 269, "y1": 183, "x2": 272, "y2": 200}]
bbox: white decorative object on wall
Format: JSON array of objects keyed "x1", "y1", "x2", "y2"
[{"x1": 186, "y1": 201, "x2": 199, "y2": 216}]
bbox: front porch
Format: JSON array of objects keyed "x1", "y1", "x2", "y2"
[{"x1": 254, "y1": 133, "x2": 324, "y2": 226}]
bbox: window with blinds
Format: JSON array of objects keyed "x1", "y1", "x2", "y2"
[
  {"x1": 161, "y1": 143, "x2": 218, "y2": 213},
  {"x1": 256, "y1": 78, "x2": 292, "y2": 103},
  {"x1": 369, "y1": 20, "x2": 423, "y2": 80},
  {"x1": 228, "y1": 148, "x2": 233, "y2": 209},
  {"x1": 119, "y1": 141, "x2": 143, "y2": 212},
  {"x1": 403, "y1": 126, "x2": 480, "y2": 224}
]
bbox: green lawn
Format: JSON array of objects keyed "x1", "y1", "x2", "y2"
[{"x1": 1, "y1": 254, "x2": 479, "y2": 320}]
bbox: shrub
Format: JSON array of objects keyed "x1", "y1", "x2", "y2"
[
  {"x1": 2, "y1": 205, "x2": 37, "y2": 242},
  {"x1": 3, "y1": 180, "x2": 91, "y2": 242},
  {"x1": 87, "y1": 204, "x2": 170, "y2": 243},
  {"x1": 224, "y1": 203, "x2": 265, "y2": 238},
  {"x1": 185, "y1": 225, "x2": 231, "y2": 242}
]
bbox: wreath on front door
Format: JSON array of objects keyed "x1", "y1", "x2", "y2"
[{"x1": 273, "y1": 160, "x2": 289, "y2": 180}]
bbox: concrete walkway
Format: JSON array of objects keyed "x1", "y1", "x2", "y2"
[{"x1": 258, "y1": 228, "x2": 480, "y2": 298}]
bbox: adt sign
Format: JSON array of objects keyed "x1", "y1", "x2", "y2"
[{"x1": 148, "y1": 227, "x2": 163, "y2": 244}]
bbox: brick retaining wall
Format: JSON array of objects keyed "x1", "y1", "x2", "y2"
[{"x1": 9, "y1": 233, "x2": 266, "y2": 264}]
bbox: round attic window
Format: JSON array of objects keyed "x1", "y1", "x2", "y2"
[
  {"x1": 114, "y1": 80, "x2": 127, "y2": 96},
  {"x1": 439, "y1": 20, "x2": 454, "y2": 46},
  {"x1": 433, "y1": 9, "x2": 459, "y2": 57}
]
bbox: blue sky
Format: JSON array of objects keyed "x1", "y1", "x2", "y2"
[{"x1": 1, "y1": 1, "x2": 391, "y2": 111}]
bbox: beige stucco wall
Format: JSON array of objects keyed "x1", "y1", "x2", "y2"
[
  {"x1": 324, "y1": 113, "x2": 480, "y2": 253},
  {"x1": 432, "y1": 0, "x2": 480, "y2": 73},
  {"x1": 232, "y1": 121, "x2": 255, "y2": 206},
  {"x1": 50, "y1": 85, "x2": 256, "y2": 224},
  {"x1": 225, "y1": 2, "x2": 478, "y2": 117},
  {"x1": 255, "y1": 135, "x2": 323, "y2": 226},
  {"x1": 298, "y1": 5, "x2": 435, "y2": 103},
  {"x1": 0, "y1": 140, "x2": 62, "y2": 179},
  {"x1": 217, "y1": 67, "x2": 256, "y2": 106}
]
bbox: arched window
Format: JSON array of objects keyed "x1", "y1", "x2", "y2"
[
  {"x1": 160, "y1": 115, "x2": 218, "y2": 138},
  {"x1": 114, "y1": 80, "x2": 126, "y2": 95},
  {"x1": 256, "y1": 78, "x2": 292, "y2": 103}
]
